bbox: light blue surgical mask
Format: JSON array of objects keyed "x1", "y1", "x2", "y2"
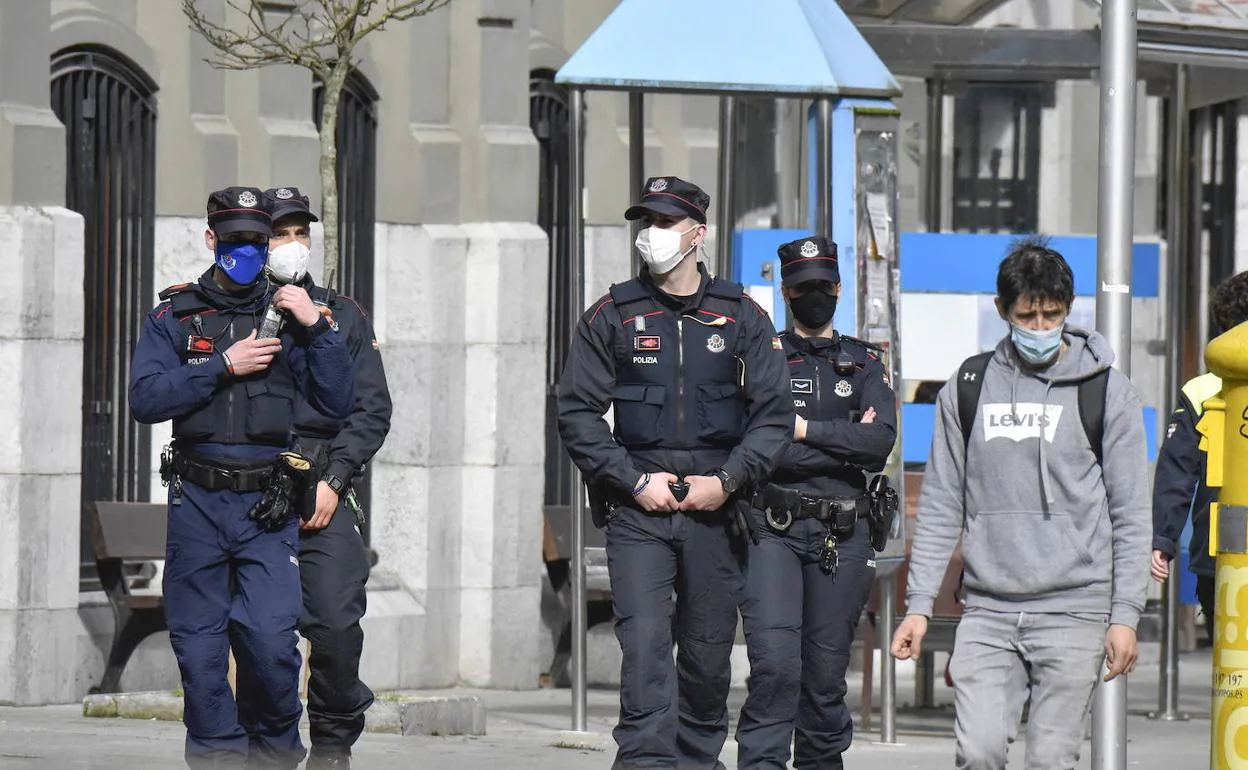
[
  {"x1": 1011, "y1": 324, "x2": 1064, "y2": 365},
  {"x1": 215, "y1": 241, "x2": 268, "y2": 286}
]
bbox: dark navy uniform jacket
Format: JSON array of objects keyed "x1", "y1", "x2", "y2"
[
  {"x1": 770, "y1": 330, "x2": 897, "y2": 499},
  {"x1": 1153, "y1": 372, "x2": 1220, "y2": 578},
  {"x1": 290, "y1": 280, "x2": 393, "y2": 484},
  {"x1": 129, "y1": 269, "x2": 354, "y2": 454},
  {"x1": 557, "y1": 263, "x2": 792, "y2": 497}
]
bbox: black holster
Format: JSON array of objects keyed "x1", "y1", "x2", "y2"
[
  {"x1": 248, "y1": 451, "x2": 318, "y2": 531},
  {"x1": 867, "y1": 474, "x2": 900, "y2": 553}
]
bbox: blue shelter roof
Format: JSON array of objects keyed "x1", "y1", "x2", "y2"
[{"x1": 555, "y1": 0, "x2": 901, "y2": 98}]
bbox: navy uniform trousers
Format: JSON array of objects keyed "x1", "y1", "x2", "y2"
[
  {"x1": 736, "y1": 513, "x2": 877, "y2": 770},
  {"x1": 164, "y1": 479, "x2": 305, "y2": 769},
  {"x1": 605, "y1": 505, "x2": 745, "y2": 770}
]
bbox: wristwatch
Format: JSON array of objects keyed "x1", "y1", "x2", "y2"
[
  {"x1": 323, "y1": 474, "x2": 346, "y2": 495},
  {"x1": 713, "y1": 468, "x2": 739, "y2": 495}
]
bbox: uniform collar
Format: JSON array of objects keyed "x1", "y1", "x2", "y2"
[
  {"x1": 785, "y1": 328, "x2": 840, "y2": 355},
  {"x1": 641, "y1": 262, "x2": 712, "y2": 312}
]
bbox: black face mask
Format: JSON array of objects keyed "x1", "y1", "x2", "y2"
[{"x1": 789, "y1": 289, "x2": 837, "y2": 329}]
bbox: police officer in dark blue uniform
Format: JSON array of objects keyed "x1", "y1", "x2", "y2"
[
  {"x1": 234, "y1": 186, "x2": 391, "y2": 770},
  {"x1": 557, "y1": 176, "x2": 792, "y2": 770},
  {"x1": 735, "y1": 237, "x2": 898, "y2": 770},
  {"x1": 129, "y1": 186, "x2": 355, "y2": 770}
]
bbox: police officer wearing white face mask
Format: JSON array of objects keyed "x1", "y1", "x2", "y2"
[
  {"x1": 239, "y1": 187, "x2": 393, "y2": 770},
  {"x1": 558, "y1": 176, "x2": 792, "y2": 770}
]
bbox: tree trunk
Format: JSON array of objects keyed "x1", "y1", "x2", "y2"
[{"x1": 318, "y1": 62, "x2": 349, "y2": 290}]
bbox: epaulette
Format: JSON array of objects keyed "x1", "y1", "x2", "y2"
[
  {"x1": 158, "y1": 283, "x2": 213, "y2": 318},
  {"x1": 840, "y1": 334, "x2": 885, "y2": 354},
  {"x1": 309, "y1": 285, "x2": 337, "y2": 306},
  {"x1": 703, "y1": 278, "x2": 744, "y2": 301},
  {"x1": 158, "y1": 282, "x2": 194, "y2": 301},
  {"x1": 608, "y1": 278, "x2": 651, "y2": 307}
]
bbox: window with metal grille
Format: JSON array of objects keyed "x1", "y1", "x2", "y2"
[
  {"x1": 51, "y1": 48, "x2": 158, "y2": 589},
  {"x1": 312, "y1": 70, "x2": 379, "y2": 545},
  {"x1": 951, "y1": 84, "x2": 1048, "y2": 234},
  {"x1": 530, "y1": 70, "x2": 575, "y2": 520},
  {"x1": 51, "y1": 47, "x2": 158, "y2": 590}
]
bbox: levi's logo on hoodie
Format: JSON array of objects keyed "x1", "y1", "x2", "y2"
[{"x1": 982, "y1": 403, "x2": 1064, "y2": 443}]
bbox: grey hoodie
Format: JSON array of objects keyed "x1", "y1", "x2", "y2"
[{"x1": 905, "y1": 326, "x2": 1151, "y2": 629}]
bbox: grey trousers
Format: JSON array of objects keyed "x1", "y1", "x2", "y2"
[{"x1": 950, "y1": 608, "x2": 1108, "y2": 770}]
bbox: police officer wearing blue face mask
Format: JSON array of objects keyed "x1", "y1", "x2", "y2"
[
  {"x1": 735, "y1": 237, "x2": 898, "y2": 770},
  {"x1": 129, "y1": 186, "x2": 355, "y2": 770},
  {"x1": 558, "y1": 176, "x2": 792, "y2": 770}
]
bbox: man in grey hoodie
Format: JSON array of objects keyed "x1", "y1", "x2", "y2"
[{"x1": 890, "y1": 237, "x2": 1151, "y2": 770}]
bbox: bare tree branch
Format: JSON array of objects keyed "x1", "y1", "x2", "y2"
[
  {"x1": 352, "y1": 0, "x2": 453, "y2": 45},
  {"x1": 182, "y1": 0, "x2": 337, "y2": 78},
  {"x1": 182, "y1": 0, "x2": 456, "y2": 286}
]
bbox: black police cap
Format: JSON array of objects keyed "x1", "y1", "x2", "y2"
[
  {"x1": 263, "y1": 186, "x2": 320, "y2": 224},
  {"x1": 778, "y1": 236, "x2": 840, "y2": 287},
  {"x1": 206, "y1": 186, "x2": 271, "y2": 238},
  {"x1": 624, "y1": 176, "x2": 710, "y2": 225}
]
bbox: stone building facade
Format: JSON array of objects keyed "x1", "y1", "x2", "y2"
[{"x1": 0, "y1": 0, "x2": 1237, "y2": 704}]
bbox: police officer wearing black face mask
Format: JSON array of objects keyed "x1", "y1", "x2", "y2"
[
  {"x1": 129, "y1": 186, "x2": 355, "y2": 770},
  {"x1": 557, "y1": 176, "x2": 792, "y2": 770},
  {"x1": 735, "y1": 236, "x2": 898, "y2": 770}
]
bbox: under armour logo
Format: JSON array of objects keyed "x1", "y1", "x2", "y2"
[{"x1": 963, "y1": 372, "x2": 977, "y2": 382}]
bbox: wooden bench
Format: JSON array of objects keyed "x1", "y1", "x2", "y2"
[
  {"x1": 88, "y1": 501, "x2": 168, "y2": 694},
  {"x1": 542, "y1": 506, "x2": 615, "y2": 687}
]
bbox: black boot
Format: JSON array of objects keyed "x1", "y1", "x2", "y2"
[{"x1": 305, "y1": 748, "x2": 351, "y2": 769}]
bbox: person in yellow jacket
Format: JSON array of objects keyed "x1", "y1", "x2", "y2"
[{"x1": 1152, "y1": 271, "x2": 1248, "y2": 643}]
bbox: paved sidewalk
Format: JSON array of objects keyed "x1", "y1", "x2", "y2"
[{"x1": 0, "y1": 644, "x2": 1215, "y2": 768}]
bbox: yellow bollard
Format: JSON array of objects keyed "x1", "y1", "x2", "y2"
[{"x1": 1197, "y1": 322, "x2": 1248, "y2": 770}]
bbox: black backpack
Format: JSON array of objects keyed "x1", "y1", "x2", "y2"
[{"x1": 955, "y1": 351, "x2": 1110, "y2": 464}]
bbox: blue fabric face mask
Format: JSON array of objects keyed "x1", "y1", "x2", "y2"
[
  {"x1": 1011, "y1": 323, "x2": 1064, "y2": 365},
  {"x1": 215, "y1": 241, "x2": 268, "y2": 286}
]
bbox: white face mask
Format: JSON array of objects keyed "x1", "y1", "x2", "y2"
[
  {"x1": 266, "y1": 239, "x2": 311, "y2": 284},
  {"x1": 635, "y1": 224, "x2": 699, "y2": 275}
]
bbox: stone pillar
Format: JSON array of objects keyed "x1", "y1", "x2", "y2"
[
  {"x1": 0, "y1": 0, "x2": 87, "y2": 705},
  {"x1": 449, "y1": 0, "x2": 539, "y2": 223},
  {"x1": 369, "y1": 224, "x2": 470, "y2": 687},
  {"x1": 457, "y1": 223, "x2": 548, "y2": 688},
  {"x1": 393, "y1": 1, "x2": 461, "y2": 225}
]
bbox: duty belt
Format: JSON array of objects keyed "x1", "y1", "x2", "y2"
[
  {"x1": 169, "y1": 451, "x2": 275, "y2": 493},
  {"x1": 753, "y1": 485, "x2": 869, "y2": 532}
]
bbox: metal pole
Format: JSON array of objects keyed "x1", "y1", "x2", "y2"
[
  {"x1": 629, "y1": 91, "x2": 645, "y2": 275},
  {"x1": 815, "y1": 97, "x2": 833, "y2": 238},
  {"x1": 1091, "y1": 1, "x2": 1136, "y2": 767},
  {"x1": 1150, "y1": 63, "x2": 1190, "y2": 724},
  {"x1": 924, "y1": 79, "x2": 944, "y2": 232},
  {"x1": 715, "y1": 95, "x2": 737, "y2": 279},
  {"x1": 567, "y1": 86, "x2": 588, "y2": 734},
  {"x1": 776, "y1": 98, "x2": 800, "y2": 229},
  {"x1": 878, "y1": 573, "x2": 898, "y2": 743}
]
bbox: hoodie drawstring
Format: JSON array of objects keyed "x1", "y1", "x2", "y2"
[{"x1": 1038, "y1": 380, "x2": 1056, "y2": 515}]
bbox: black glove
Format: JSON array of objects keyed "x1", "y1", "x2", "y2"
[
  {"x1": 248, "y1": 451, "x2": 315, "y2": 531},
  {"x1": 867, "y1": 474, "x2": 899, "y2": 553}
]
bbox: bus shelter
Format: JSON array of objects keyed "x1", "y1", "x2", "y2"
[{"x1": 553, "y1": 0, "x2": 909, "y2": 737}]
